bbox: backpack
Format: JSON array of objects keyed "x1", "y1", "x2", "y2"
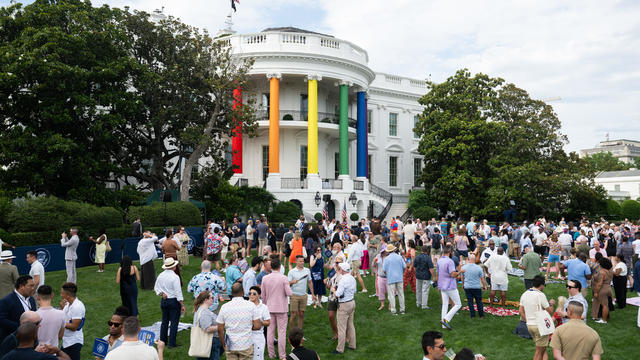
[
  {"x1": 432, "y1": 234, "x2": 442, "y2": 250},
  {"x1": 207, "y1": 235, "x2": 222, "y2": 254}
]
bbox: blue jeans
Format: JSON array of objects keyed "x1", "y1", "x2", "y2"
[
  {"x1": 196, "y1": 336, "x2": 223, "y2": 360},
  {"x1": 160, "y1": 298, "x2": 180, "y2": 347},
  {"x1": 464, "y1": 288, "x2": 484, "y2": 318}
]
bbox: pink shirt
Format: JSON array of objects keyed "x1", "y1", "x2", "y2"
[
  {"x1": 260, "y1": 271, "x2": 292, "y2": 314},
  {"x1": 36, "y1": 306, "x2": 66, "y2": 346}
]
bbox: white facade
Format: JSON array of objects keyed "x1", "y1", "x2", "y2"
[
  {"x1": 225, "y1": 28, "x2": 425, "y2": 220},
  {"x1": 595, "y1": 170, "x2": 640, "y2": 201},
  {"x1": 579, "y1": 139, "x2": 640, "y2": 164}
]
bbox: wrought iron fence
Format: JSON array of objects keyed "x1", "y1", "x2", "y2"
[
  {"x1": 353, "y1": 180, "x2": 364, "y2": 191},
  {"x1": 321, "y1": 179, "x2": 343, "y2": 189},
  {"x1": 281, "y1": 177, "x2": 307, "y2": 189},
  {"x1": 255, "y1": 110, "x2": 357, "y2": 128}
]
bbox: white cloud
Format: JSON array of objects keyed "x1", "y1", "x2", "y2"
[{"x1": 93, "y1": 0, "x2": 640, "y2": 151}]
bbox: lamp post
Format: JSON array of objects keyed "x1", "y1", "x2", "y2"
[
  {"x1": 314, "y1": 192, "x2": 321, "y2": 206},
  {"x1": 349, "y1": 191, "x2": 357, "y2": 207}
]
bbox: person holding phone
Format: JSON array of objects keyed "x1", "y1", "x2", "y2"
[{"x1": 288, "y1": 255, "x2": 314, "y2": 331}]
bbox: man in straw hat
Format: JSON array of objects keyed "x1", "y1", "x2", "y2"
[
  {"x1": 154, "y1": 257, "x2": 185, "y2": 348},
  {"x1": 331, "y1": 261, "x2": 357, "y2": 354},
  {"x1": 0, "y1": 250, "x2": 19, "y2": 299}
]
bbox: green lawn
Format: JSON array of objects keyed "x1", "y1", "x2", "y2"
[{"x1": 42, "y1": 257, "x2": 638, "y2": 359}]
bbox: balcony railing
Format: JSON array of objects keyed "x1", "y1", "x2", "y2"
[
  {"x1": 256, "y1": 110, "x2": 357, "y2": 128},
  {"x1": 353, "y1": 180, "x2": 364, "y2": 190},
  {"x1": 321, "y1": 179, "x2": 343, "y2": 190},
  {"x1": 281, "y1": 177, "x2": 307, "y2": 189},
  {"x1": 233, "y1": 178, "x2": 249, "y2": 187}
]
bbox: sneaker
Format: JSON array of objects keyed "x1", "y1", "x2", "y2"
[
  {"x1": 331, "y1": 350, "x2": 343, "y2": 355},
  {"x1": 595, "y1": 319, "x2": 607, "y2": 324},
  {"x1": 422, "y1": 306, "x2": 431, "y2": 310},
  {"x1": 390, "y1": 312, "x2": 397, "y2": 316},
  {"x1": 360, "y1": 289, "x2": 368, "y2": 293},
  {"x1": 369, "y1": 294, "x2": 377, "y2": 298},
  {"x1": 400, "y1": 311, "x2": 405, "y2": 315},
  {"x1": 440, "y1": 319, "x2": 453, "y2": 330}
]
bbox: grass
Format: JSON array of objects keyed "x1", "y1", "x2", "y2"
[{"x1": 41, "y1": 256, "x2": 638, "y2": 360}]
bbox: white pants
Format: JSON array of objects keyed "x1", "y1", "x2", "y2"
[
  {"x1": 440, "y1": 289, "x2": 462, "y2": 322},
  {"x1": 252, "y1": 332, "x2": 265, "y2": 360},
  {"x1": 65, "y1": 260, "x2": 76, "y2": 284},
  {"x1": 387, "y1": 282, "x2": 405, "y2": 314},
  {"x1": 416, "y1": 279, "x2": 431, "y2": 308}
]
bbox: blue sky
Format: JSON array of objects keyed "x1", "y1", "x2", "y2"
[{"x1": 3, "y1": 0, "x2": 640, "y2": 152}]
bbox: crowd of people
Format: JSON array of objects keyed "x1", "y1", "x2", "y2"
[{"x1": 0, "y1": 213, "x2": 639, "y2": 359}]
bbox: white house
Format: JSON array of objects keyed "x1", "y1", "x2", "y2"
[
  {"x1": 594, "y1": 170, "x2": 640, "y2": 201},
  {"x1": 222, "y1": 26, "x2": 426, "y2": 220}
]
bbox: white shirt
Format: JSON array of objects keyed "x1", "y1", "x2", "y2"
[
  {"x1": 403, "y1": 223, "x2": 416, "y2": 240},
  {"x1": 520, "y1": 288, "x2": 549, "y2": 326},
  {"x1": 485, "y1": 254, "x2": 512, "y2": 285},
  {"x1": 15, "y1": 290, "x2": 32, "y2": 312},
  {"x1": 154, "y1": 269, "x2": 183, "y2": 301},
  {"x1": 347, "y1": 241, "x2": 364, "y2": 262},
  {"x1": 242, "y1": 268, "x2": 258, "y2": 297},
  {"x1": 534, "y1": 232, "x2": 547, "y2": 246},
  {"x1": 217, "y1": 297, "x2": 259, "y2": 351},
  {"x1": 558, "y1": 233, "x2": 573, "y2": 247},
  {"x1": 62, "y1": 298, "x2": 85, "y2": 348},
  {"x1": 252, "y1": 301, "x2": 271, "y2": 335},
  {"x1": 633, "y1": 239, "x2": 640, "y2": 255},
  {"x1": 105, "y1": 340, "x2": 159, "y2": 360},
  {"x1": 614, "y1": 262, "x2": 628, "y2": 277},
  {"x1": 480, "y1": 247, "x2": 496, "y2": 264},
  {"x1": 29, "y1": 260, "x2": 45, "y2": 288},
  {"x1": 137, "y1": 236, "x2": 158, "y2": 265},
  {"x1": 335, "y1": 273, "x2": 357, "y2": 302}
]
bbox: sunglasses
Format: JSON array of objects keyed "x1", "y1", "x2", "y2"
[
  {"x1": 250, "y1": 292, "x2": 259, "y2": 296},
  {"x1": 433, "y1": 343, "x2": 447, "y2": 350},
  {"x1": 566, "y1": 284, "x2": 576, "y2": 289},
  {"x1": 108, "y1": 321, "x2": 122, "y2": 327}
]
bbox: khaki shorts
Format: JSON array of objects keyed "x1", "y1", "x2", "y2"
[
  {"x1": 327, "y1": 299, "x2": 338, "y2": 311},
  {"x1": 350, "y1": 260, "x2": 361, "y2": 273},
  {"x1": 527, "y1": 325, "x2": 549, "y2": 347},
  {"x1": 290, "y1": 294, "x2": 307, "y2": 313},
  {"x1": 432, "y1": 248, "x2": 442, "y2": 256}
]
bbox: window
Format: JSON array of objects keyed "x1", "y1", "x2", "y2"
[
  {"x1": 413, "y1": 158, "x2": 422, "y2": 187},
  {"x1": 334, "y1": 152, "x2": 339, "y2": 179},
  {"x1": 300, "y1": 145, "x2": 308, "y2": 180},
  {"x1": 262, "y1": 145, "x2": 269, "y2": 181},
  {"x1": 389, "y1": 156, "x2": 398, "y2": 187},
  {"x1": 300, "y1": 94, "x2": 308, "y2": 121},
  {"x1": 367, "y1": 154, "x2": 372, "y2": 179},
  {"x1": 614, "y1": 184, "x2": 621, "y2": 192},
  {"x1": 389, "y1": 112, "x2": 398, "y2": 136},
  {"x1": 367, "y1": 110, "x2": 373, "y2": 134},
  {"x1": 413, "y1": 115, "x2": 420, "y2": 139},
  {"x1": 225, "y1": 145, "x2": 232, "y2": 167}
]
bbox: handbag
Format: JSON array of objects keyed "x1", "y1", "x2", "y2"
[
  {"x1": 105, "y1": 238, "x2": 112, "y2": 252},
  {"x1": 534, "y1": 292, "x2": 555, "y2": 336},
  {"x1": 188, "y1": 309, "x2": 213, "y2": 357}
]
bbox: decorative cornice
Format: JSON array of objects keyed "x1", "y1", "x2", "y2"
[
  {"x1": 266, "y1": 72, "x2": 282, "y2": 79},
  {"x1": 306, "y1": 74, "x2": 322, "y2": 81}
]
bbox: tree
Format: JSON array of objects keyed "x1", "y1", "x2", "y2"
[
  {"x1": 114, "y1": 10, "x2": 256, "y2": 198},
  {"x1": 415, "y1": 69, "x2": 606, "y2": 219},
  {"x1": 584, "y1": 152, "x2": 630, "y2": 172},
  {"x1": 0, "y1": 0, "x2": 135, "y2": 198},
  {"x1": 621, "y1": 200, "x2": 640, "y2": 220}
]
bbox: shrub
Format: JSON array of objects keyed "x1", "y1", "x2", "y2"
[
  {"x1": 606, "y1": 199, "x2": 623, "y2": 218},
  {"x1": 314, "y1": 212, "x2": 323, "y2": 222},
  {"x1": 7, "y1": 196, "x2": 123, "y2": 232},
  {"x1": 412, "y1": 206, "x2": 438, "y2": 220},
  {"x1": 128, "y1": 201, "x2": 202, "y2": 227},
  {"x1": 408, "y1": 189, "x2": 430, "y2": 212},
  {"x1": 0, "y1": 196, "x2": 14, "y2": 230},
  {"x1": 621, "y1": 199, "x2": 640, "y2": 220},
  {"x1": 268, "y1": 201, "x2": 302, "y2": 223},
  {"x1": 350, "y1": 212, "x2": 359, "y2": 222}
]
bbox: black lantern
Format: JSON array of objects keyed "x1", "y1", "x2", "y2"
[
  {"x1": 314, "y1": 192, "x2": 321, "y2": 206},
  {"x1": 349, "y1": 191, "x2": 357, "y2": 206}
]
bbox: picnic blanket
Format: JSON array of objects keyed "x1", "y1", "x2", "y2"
[
  {"x1": 626, "y1": 297, "x2": 640, "y2": 307},
  {"x1": 141, "y1": 321, "x2": 192, "y2": 341},
  {"x1": 507, "y1": 267, "x2": 564, "y2": 284},
  {"x1": 461, "y1": 305, "x2": 520, "y2": 316}
]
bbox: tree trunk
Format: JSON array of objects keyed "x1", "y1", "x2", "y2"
[{"x1": 180, "y1": 106, "x2": 220, "y2": 201}]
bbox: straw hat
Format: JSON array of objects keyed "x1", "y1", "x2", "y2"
[
  {"x1": 0, "y1": 250, "x2": 15, "y2": 261},
  {"x1": 385, "y1": 244, "x2": 398, "y2": 253},
  {"x1": 162, "y1": 258, "x2": 179, "y2": 269}
]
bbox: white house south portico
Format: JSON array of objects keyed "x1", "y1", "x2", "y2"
[{"x1": 224, "y1": 27, "x2": 425, "y2": 220}]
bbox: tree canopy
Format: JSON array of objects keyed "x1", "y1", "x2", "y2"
[
  {"x1": 583, "y1": 152, "x2": 631, "y2": 172},
  {"x1": 0, "y1": 0, "x2": 255, "y2": 202},
  {"x1": 414, "y1": 69, "x2": 607, "y2": 220}
]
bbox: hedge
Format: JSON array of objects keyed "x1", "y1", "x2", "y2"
[
  {"x1": 128, "y1": 201, "x2": 202, "y2": 227},
  {"x1": 268, "y1": 202, "x2": 302, "y2": 223},
  {"x1": 621, "y1": 200, "x2": 640, "y2": 220},
  {"x1": 606, "y1": 199, "x2": 623, "y2": 218},
  {"x1": 0, "y1": 225, "x2": 196, "y2": 248},
  {"x1": 7, "y1": 196, "x2": 122, "y2": 232}
]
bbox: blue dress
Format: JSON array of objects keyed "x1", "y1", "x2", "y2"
[
  {"x1": 120, "y1": 269, "x2": 139, "y2": 316},
  {"x1": 311, "y1": 256, "x2": 326, "y2": 296}
]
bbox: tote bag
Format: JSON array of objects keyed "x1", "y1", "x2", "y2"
[
  {"x1": 188, "y1": 309, "x2": 213, "y2": 357},
  {"x1": 535, "y1": 293, "x2": 555, "y2": 336}
]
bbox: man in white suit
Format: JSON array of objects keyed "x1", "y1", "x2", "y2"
[{"x1": 61, "y1": 228, "x2": 79, "y2": 283}]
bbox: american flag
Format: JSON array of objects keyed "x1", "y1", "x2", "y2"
[
  {"x1": 341, "y1": 198, "x2": 347, "y2": 221},
  {"x1": 230, "y1": 0, "x2": 239, "y2": 12},
  {"x1": 322, "y1": 202, "x2": 328, "y2": 220}
]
